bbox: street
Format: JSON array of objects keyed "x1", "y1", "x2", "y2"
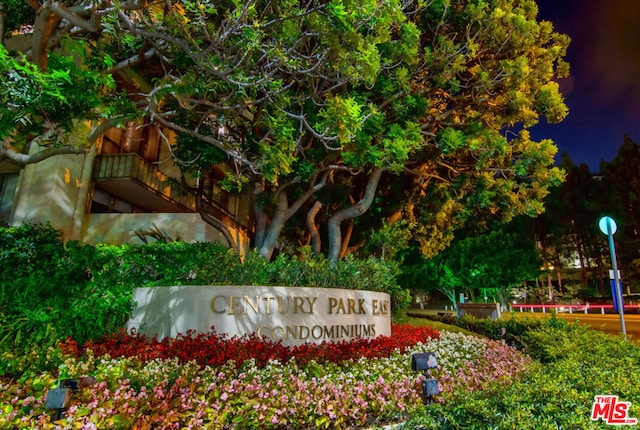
[{"x1": 512, "y1": 311, "x2": 640, "y2": 342}]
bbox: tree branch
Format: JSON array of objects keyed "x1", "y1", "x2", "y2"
[
  {"x1": 306, "y1": 200, "x2": 322, "y2": 256},
  {"x1": 258, "y1": 170, "x2": 331, "y2": 260},
  {"x1": 327, "y1": 167, "x2": 383, "y2": 264},
  {"x1": 107, "y1": 48, "x2": 157, "y2": 74},
  {"x1": 146, "y1": 85, "x2": 261, "y2": 175},
  {"x1": 0, "y1": 144, "x2": 88, "y2": 166},
  {"x1": 87, "y1": 116, "x2": 129, "y2": 144},
  {"x1": 48, "y1": 1, "x2": 99, "y2": 32},
  {"x1": 31, "y1": 4, "x2": 59, "y2": 70}
]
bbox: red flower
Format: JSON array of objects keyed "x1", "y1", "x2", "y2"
[{"x1": 65, "y1": 324, "x2": 439, "y2": 368}]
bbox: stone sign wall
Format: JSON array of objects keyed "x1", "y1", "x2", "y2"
[{"x1": 127, "y1": 285, "x2": 391, "y2": 346}]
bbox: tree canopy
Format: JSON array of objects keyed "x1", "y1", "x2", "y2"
[
  {"x1": 2, "y1": 0, "x2": 569, "y2": 263},
  {"x1": 399, "y1": 223, "x2": 542, "y2": 308},
  {"x1": 534, "y1": 137, "x2": 640, "y2": 296}
]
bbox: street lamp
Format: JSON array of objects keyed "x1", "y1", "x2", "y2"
[{"x1": 598, "y1": 216, "x2": 626, "y2": 338}]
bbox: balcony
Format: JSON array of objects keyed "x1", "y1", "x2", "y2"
[{"x1": 93, "y1": 153, "x2": 196, "y2": 212}]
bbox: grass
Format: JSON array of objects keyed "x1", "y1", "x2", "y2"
[{"x1": 392, "y1": 310, "x2": 477, "y2": 336}]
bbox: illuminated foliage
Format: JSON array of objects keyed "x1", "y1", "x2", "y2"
[
  {"x1": 400, "y1": 222, "x2": 542, "y2": 308},
  {"x1": 2, "y1": 0, "x2": 570, "y2": 263}
]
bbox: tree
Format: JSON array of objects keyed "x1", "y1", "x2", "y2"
[
  {"x1": 532, "y1": 140, "x2": 640, "y2": 299},
  {"x1": 3, "y1": 0, "x2": 569, "y2": 264},
  {"x1": 534, "y1": 155, "x2": 613, "y2": 296},
  {"x1": 399, "y1": 247, "x2": 465, "y2": 311},
  {"x1": 400, "y1": 225, "x2": 542, "y2": 309},
  {"x1": 599, "y1": 136, "x2": 640, "y2": 290}
]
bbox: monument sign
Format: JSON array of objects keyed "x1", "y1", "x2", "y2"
[{"x1": 127, "y1": 285, "x2": 391, "y2": 346}]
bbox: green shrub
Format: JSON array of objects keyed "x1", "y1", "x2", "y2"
[
  {"x1": 405, "y1": 323, "x2": 640, "y2": 429},
  {"x1": 0, "y1": 224, "x2": 407, "y2": 360},
  {"x1": 420, "y1": 312, "x2": 569, "y2": 352},
  {"x1": 88, "y1": 242, "x2": 406, "y2": 300},
  {"x1": 0, "y1": 224, "x2": 96, "y2": 353}
]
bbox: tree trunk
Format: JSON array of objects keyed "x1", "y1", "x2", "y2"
[
  {"x1": 339, "y1": 219, "x2": 354, "y2": 259},
  {"x1": 0, "y1": 2, "x2": 6, "y2": 46},
  {"x1": 339, "y1": 195, "x2": 357, "y2": 258},
  {"x1": 306, "y1": 201, "x2": 322, "y2": 256},
  {"x1": 253, "y1": 182, "x2": 268, "y2": 250},
  {"x1": 535, "y1": 278, "x2": 542, "y2": 303},
  {"x1": 258, "y1": 191, "x2": 289, "y2": 261},
  {"x1": 327, "y1": 167, "x2": 383, "y2": 265},
  {"x1": 32, "y1": 5, "x2": 58, "y2": 71},
  {"x1": 467, "y1": 287, "x2": 476, "y2": 302},
  {"x1": 556, "y1": 266, "x2": 563, "y2": 295},
  {"x1": 574, "y1": 232, "x2": 588, "y2": 288},
  {"x1": 438, "y1": 287, "x2": 458, "y2": 311},
  {"x1": 497, "y1": 287, "x2": 508, "y2": 309},
  {"x1": 258, "y1": 171, "x2": 331, "y2": 260}
]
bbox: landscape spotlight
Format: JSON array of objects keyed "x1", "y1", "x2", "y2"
[
  {"x1": 45, "y1": 377, "x2": 96, "y2": 420},
  {"x1": 411, "y1": 352, "x2": 439, "y2": 403}
]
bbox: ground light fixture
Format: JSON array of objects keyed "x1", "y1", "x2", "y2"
[
  {"x1": 45, "y1": 377, "x2": 96, "y2": 420},
  {"x1": 411, "y1": 352, "x2": 439, "y2": 404}
]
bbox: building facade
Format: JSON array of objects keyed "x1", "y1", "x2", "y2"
[{"x1": 0, "y1": 120, "x2": 253, "y2": 254}]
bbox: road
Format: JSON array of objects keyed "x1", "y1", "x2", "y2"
[{"x1": 511, "y1": 311, "x2": 640, "y2": 342}]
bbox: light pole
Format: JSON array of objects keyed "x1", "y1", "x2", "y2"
[{"x1": 598, "y1": 216, "x2": 626, "y2": 338}]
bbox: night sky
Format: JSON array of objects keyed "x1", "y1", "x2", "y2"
[{"x1": 532, "y1": 0, "x2": 640, "y2": 172}]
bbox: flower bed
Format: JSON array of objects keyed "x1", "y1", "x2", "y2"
[
  {"x1": 59, "y1": 324, "x2": 441, "y2": 368},
  {"x1": 0, "y1": 325, "x2": 533, "y2": 429}
]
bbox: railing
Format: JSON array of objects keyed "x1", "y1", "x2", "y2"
[
  {"x1": 199, "y1": 194, "x2": 252, "y2": 234},
  {"x1": 512, "y1": 304, "x2": 640, "y2": 314},
  {"x1": 94, "y1": 153, "x2": 196, "y2": 211},
  {"x1": 95, "y1": 153, "x2": 254, "y2": 233}
]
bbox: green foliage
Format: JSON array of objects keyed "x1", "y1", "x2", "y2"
[
  {"x1": 0, "y1": 225, "x2": 406, "y2": 358},
  {"x1": 359, "y1": 219, "x2": 413, "y2": 262},
  {"x1": 200, "y1": 248, "x2": 410, "y2": 305},
  {"x1": 438, "y1": 127, "x2": 466, "y2": 155},
  {"x1": 400, "y1": 226, "x2": 542, "y2": 308},
  {"x1": 1, "y1": 0, "x2": 34, "y2": 37},
  {"x1": 0, "y1": 224, "x2": 133, "y2": 355},
  {"x1": 318, "y1": 95, "x2": 365, "y2": 147},
  {"x1": 426, "y1": 313, "x2": 558, "y2": 351},
  {"x1": 406, "y1": 319, "x2": 640, "y2": 429},
  {"x1": 0, "y1": 41, "x2": 131, "y2": 149},
  {"x1": 90, "y1": 242, "x2": 405, "y2": 301}
]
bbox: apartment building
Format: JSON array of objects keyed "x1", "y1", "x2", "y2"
[
  {"x1": 0, "y1": 120, "x2": 252, "y2": 254},
  {"x1": 2, "y1": 26, "x2": 254, "y2": 253}
]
